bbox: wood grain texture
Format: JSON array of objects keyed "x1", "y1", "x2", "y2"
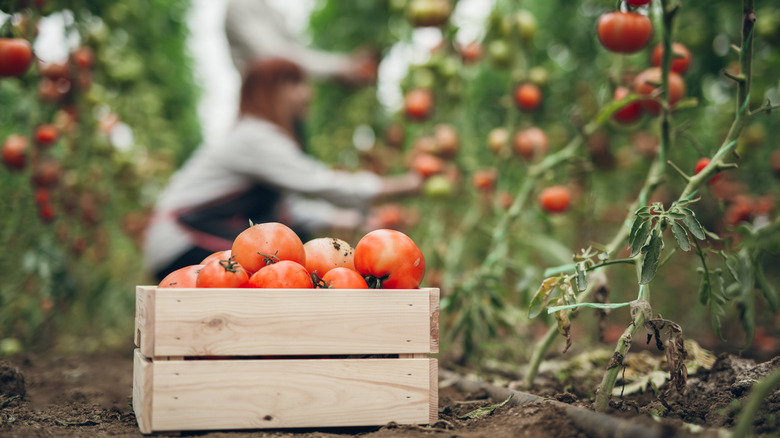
[
  {"x1": 137, "y1": 287, "x2": 439, "y2": 357},
  {"x1": 132, "y1": 349, "x2": 153, "y2": 434},
  {"x1": 146, "y1": 358, "x2": 434, "y2": 431},
  {"x1": 135, "y1": 286, "x2": 156, "y2": 358}
]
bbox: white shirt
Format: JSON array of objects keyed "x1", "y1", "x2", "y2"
[
  {"x1": 224, "y1": 0, "x2": 352, "y2": 78},
  {"x1": 143, "y1": 116, "x2": 382, "y2": 273}
]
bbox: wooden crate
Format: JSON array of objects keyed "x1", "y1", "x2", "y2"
[{"x1": 132, "y1": 285, "x2": 439, "y2": 434}]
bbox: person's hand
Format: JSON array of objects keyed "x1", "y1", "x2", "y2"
[
  {"x1": 337, "y1": 50, "x2": 378, "y2": 86},
  {"x1": 377, "y1": 171, "x2": 423, "y2": 200}
]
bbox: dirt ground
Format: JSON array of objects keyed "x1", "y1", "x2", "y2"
[{"x1": 1, "y1": 348, "x2": 778, "y2": 437}]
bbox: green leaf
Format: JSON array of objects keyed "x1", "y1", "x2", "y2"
[
  {"x1": 670, "y1": 221, "x2": 691, "y2": 252},
  {"x1": 724, "y1": 253, "x2": 740, "y2": 282},
  {"x1": 682, "y1": 208, "x2": 706, "y2": 240},
  {"x1": 755, "y1": 264, "x2": 779, "y2": 312},
  {"x1": 697, "y1": 270, "x2": 711, "y2": 306},
  {"x1": 458, "y1": 394, "x2": 513, "y2": 420},
  {"x1": 575, "y1": 262, "x2": 587, "y2": 292},
  {"x1": 736, "y1": 254, "x2": 755, "y2": 350},
  {"x1": 528, "y1": 277, "x2": 559, "y2": 319},
  {"x1": 640, "y1": 229, "x2": 663, "y2": 285},
  {"x1": 630, "y1": 220, "x2": 653, "y2": 258}
]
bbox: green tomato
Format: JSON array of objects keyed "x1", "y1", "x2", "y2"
[{"x1": 424, "y1": 175, "x2": 454, "y2": 198}]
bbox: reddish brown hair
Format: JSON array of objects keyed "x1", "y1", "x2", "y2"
[{"x1": 239, "y1": 58, "x2": 305, "y2": 138}]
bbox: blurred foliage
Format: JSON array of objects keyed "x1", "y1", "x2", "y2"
[
  {"x1": 0, "y1": 0, "x2": 200, "y2": 353},
  {"x1": 307, "y1": 0, "x2": 780, "y2": 365},
  {"x1": 1, "y1": 0, "x2": 778, "y2": 364}
]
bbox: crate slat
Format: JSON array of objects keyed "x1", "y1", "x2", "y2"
[
  {"x1": 135, "y1": 286, "x2": 438, "y2": 357},
  {"x1": 133, "y1": 349, "x2": 436, "y2": 431}
]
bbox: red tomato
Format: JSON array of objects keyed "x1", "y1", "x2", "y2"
[
  {"x1": 633, "y1": 67, "x2": 686, "y2": 115},
  {"x1": 248, "y1": 260, "x2": 313, "y2": 288},
  {"x1": 0, "y1": 38, "x2": 33, "y2": 77},
  {"x1": 158, "y1": 265, "x2": 204, "y2": 288},
  {"x1": 650, "y1": 42, "x2": 692, "y2": 74},
  {"x1": 612, "y1": 86, "x2": 643, "y2": 125},
  {"x1": 319, "y1": 267, "x2": 368, "y2": 289},
  {"x1": 694, "y1": 157, "x2": 721, "y2": 183},
  {"x1": 471, "y1": 168, "x2": 498, "y2": 191},
  {"x1": 37, "y1": 202, "x2": 56, "y2": 222},
  {"x1": 539, "y1": 185, "x2": 571, "y2": 213},
  {"x1": 35, "y1": 124, "x2": 59, "y2": 147},
  {"x1": 303, "y1": 237, "x2": 355, "y2": 277},
  {"x1": 197, "y1": 258, "x2": 249, "y2": 288},
  {"x1": 200, "y1": 249, "x2": 232, "y2": 265},
  {"x1": 71, "y1": 46, "x2": 94, "y2": 69},
  {"x1": 597, "y1": 11, "x2": 653, "y2": 54},
  {"x1": 2, "y1": 134, "x2": 29, "y2": 170},
  {"x1": 512, "y1": 127, "x2": 549, "y2": 161},
  {"x1": 514, "y1": 83, "x2": 543, "y2": 112},
  {"x1": 459, "y1": 41, "x2": 483, "y2": 63},
  {"x1": 433, "y1": 123, "x2": 459, "y2": 158},
  {"x1": 231, "y1": 222, "x2": 306, "y2": 274},
  {"x1": 31, "y1": 158, "x2": 62, "y2": 187},
  {"x1": 354, "y1": 229, "x2": 425, "y2": 289},
  {"x1": 410, "y1": 152, "x2": 444, "y2": 178},
  {"x1": 404, "y1": 88, "x2": 434, "y2": 120}
]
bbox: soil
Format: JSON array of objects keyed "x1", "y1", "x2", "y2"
[{"x1": 0, "y1": 349, "x2": 778, "y2": 437}]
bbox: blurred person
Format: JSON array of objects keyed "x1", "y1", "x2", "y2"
[
  {"x1": 224, "y1": 0, "x2": 376, "y2": 84},
  {"x1": 144, "y1": 58, "x2": 421, "y2": 281}
]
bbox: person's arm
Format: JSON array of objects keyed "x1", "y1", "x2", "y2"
[{"x1": 224, "y1": 0, "x2": 355, "y2": 80}]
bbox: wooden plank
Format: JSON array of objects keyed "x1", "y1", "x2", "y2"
[
  {"x1": 148, "y1": 358, "x2": 434, "y2": 431},
  {"x1": 132, "y1": 349, "x2": 153, "y2": 434},
  {"x1": 430, "y1": 288, "x2": 440, "y2": 354},
  {"x1": 146, "y1": 288, "x2": 438, "y2": 357},
  {"x1": 429, "y1": 358, "x2": 439, "y2": 424},
  {"x1": 135, "y1": 286, "x2": 156, "y2": 358}
]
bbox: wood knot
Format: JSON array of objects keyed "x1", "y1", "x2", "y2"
[{"x1": 204, "y1": 318, "x2": 224, "y2": 330}]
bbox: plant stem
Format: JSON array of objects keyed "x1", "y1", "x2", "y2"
[{"x1": 733, "y1": 366, "x2": 780, "y2": 438}]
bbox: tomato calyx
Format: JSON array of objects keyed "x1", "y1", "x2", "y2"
[
  {"x1": 363, "y1": 274, "x2": 390, "y2": 289},
  {"x1": 256, "y1": 250, "x2": 280, "y2": 266},
  {"x1": 311, "y1": 271, "x2": 331, "y2": 289},
  {"x1": 219, "y1": 257, "x2": 242, "y2": 273}
]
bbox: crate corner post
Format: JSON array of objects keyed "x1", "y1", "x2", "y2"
[{"x1": 133, "y1": 348, "x2": 154, "y2": 434}]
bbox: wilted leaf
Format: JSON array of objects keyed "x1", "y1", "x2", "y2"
[
  {"x1": 458, "y1": 395, "x2": 513, "y2": 420},
  {"x1": 640, "y1": 229, "x2": 663, "y2": 284},
  {"x1": 528, "y1": 277, "x2": 559, "y2": 319},
  {"x1": 630, "y1": 220, "x2": 653, "y2": 258},
  {"x1": 555, "y1": 306, "x2": 573, "y2": 353},
  {"x1": 682, "y1": 208, "x2": 706, "y2": 240},
  {"x1": 670, "y1": 221, "x2": 691, "y2": 252}
]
